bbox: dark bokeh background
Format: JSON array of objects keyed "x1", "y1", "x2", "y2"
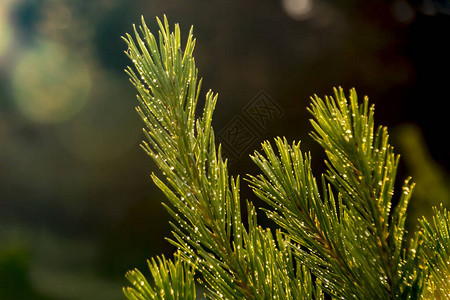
[{"x1": 1, "y1": 0, "x2": 449, "y2": 299}]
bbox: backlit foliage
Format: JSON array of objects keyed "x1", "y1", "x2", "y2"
[{"x1": 122, "y1": 16, "x2": 449, "y2": 299}]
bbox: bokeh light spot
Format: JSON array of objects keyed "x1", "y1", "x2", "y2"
[
  {"x1": 0, "y1": 0, "x2": 14, "y2": 61},
  {"x1": 12, "y1": 40, "x2": 91, "y2": 123},
  {"x1": 391, "y1": 0, "x2": 416, "y2": 24},
  {"x1": 282, "y1": 0, "x2": 313, "y2": 20}
]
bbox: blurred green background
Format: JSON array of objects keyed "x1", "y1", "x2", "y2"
[{"x1": 1, "y1": 0, "x2": 449, "y2": 299}]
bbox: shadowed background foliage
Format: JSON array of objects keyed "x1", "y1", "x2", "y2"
[{"x1": 1, "y1": 0, "x2": 449, "y2": 299}]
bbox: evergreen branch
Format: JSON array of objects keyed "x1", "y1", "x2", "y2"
[
  {"x1": 123, "y1": 16, "x2": 319, "y2": 299},
  {"x1": 248, "y1": 89, "x2": 424, "y2": 299},
  {"x1": 420, "y1": 205, "x2": 450, "y2": 299},
  {"x1": 308, "y1": 88, "x2": 423, "y2": 297},
  {"x1": 123, "y1": 254, "x2": 196, "y2": 300},
  {"x1": 121, "y1": 16, "x2": 446, "y2": 300},
  {"x1": 248, "y1": 138, "x2": 382, "y2": 299}
]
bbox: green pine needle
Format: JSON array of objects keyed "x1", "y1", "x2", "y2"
[
  {"x1": 124, "y1": 254, "x2": 196, "y2": 300},
  {"x1": 420, "y1": 205, "x2": 450, "y2": 299}
]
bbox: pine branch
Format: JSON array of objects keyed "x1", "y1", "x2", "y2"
[
  {"x1": 420, "y1": 205, "x2": 450, "y2": 299},
  {"x1": 308, "y1": 88, "x2": 424, "y2": 298},
  {"x1": 248, "y1": 88, "x2": 424, "y2": 299},
  {"x1": 124, "y1": 254, "x2": 196, "y2": 300},
  {"x1": 122, "y1": 16, "x2": 320, "y2": 299}
]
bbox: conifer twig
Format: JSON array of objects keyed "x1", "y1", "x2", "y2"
[
  {"x1": 248, "y1": 88, "x2": 424, "y2": 299},
  {"x1": 124, "y1": 253, "x2": 196, "y2": 300},
  {"x1": 420, "y1": 205, "x2": 450, "y2": 299},
  {"x1": 122, "y1": 15, "x2": 319, "y2": 299}
]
